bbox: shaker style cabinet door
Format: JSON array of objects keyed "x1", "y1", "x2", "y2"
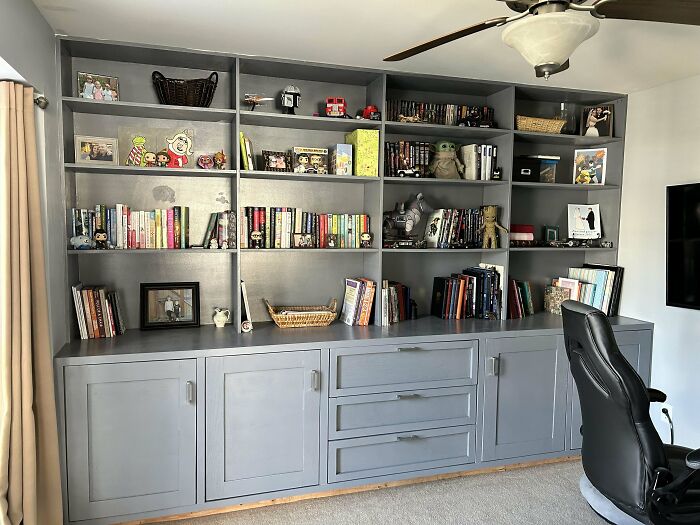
[
  {"x1": 481, "y1": 335, "x2": 568, "y2": 461},
  {"x1": 64, "y1": 360, "x2": 197, "y2": 522},
  {"x1": 205, "y1": 350, "x2": 321, "y2": 501}
]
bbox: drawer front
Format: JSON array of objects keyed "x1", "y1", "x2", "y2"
[
  {"x1": 330, "y1": 340, "x2": 478, "y2": 397},
  {"x1": 329, "y1": 386, "x2": 476, "y2": 440},
  {"x1": 328, "y1": 425, "x2": 475, "y2": 483}
]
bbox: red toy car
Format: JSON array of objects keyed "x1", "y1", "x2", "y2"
[
  {"x1": 361, "y1": 105, "x2": 381, "y2": 120},
  {"x1": 326, "y1": 97, "x2": 348, "y2": 118}
]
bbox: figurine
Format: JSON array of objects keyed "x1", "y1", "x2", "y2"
[
  {"x1": 125, "y1": 136, "x2": 147, "y2": 166},
  {"x1": 143, "y1": 151, "x2": 157, "y2": 167},
  {"x1": 244, "y1": 93, "x2": 273, "y2": 111},
  {"x1": 326, "y1": 97, "x2": 350, "y2": 118},
  {"x1": 209, "y1": 238, "x2": 219, "y2": 249},
  {"x1": 383, "y1": 193, "x2": 433, "y2": 240},
  {"x1": 165, "y1": 130, "x2": 193, "y2": 168},
  {"x1": 480, "y1": 205, "x2": 508, "y2": 249},
  {"x1": 360, "y1": 232, "x2": 373, "y2": 248},
  {"x1": 360, "y1": 105, "x2": 381, "y2": 120},
  {"x1": 155, "y1": 150, "x2": 170, "y2": 167},
  {"x1": 428, "y1": 141, "x2": 464, "y2": 180},
  {"x1": 212, "y1": 307, "x2": 230, "y2": 328},
  {"x1": 197, "y1": 154, "x2": 214, "y2": 169},
  {"x1": 398, "y1": 114, "x2": 421, "y2": 123},
  {"x1": 93, "y1": 228, "x2": 109, "y2": 249},
  {"x1": 70, "y1": 235, "x2": 92, "y2": 250},
  {"x1": 281, "y1": 85, "x2": 301, "y2": 115},
  {"x1": 213, "y1": 150, "x2": 226, "y2": 169}
]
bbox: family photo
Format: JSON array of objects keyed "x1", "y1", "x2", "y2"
[
  {"x1": 581, "y1": 105, "x2": 613, "y2": 137},
  {"x1": 77, "y1": 71, "x2": 119, "y2": 101},
  {"x1": 74, "y1": 136, "x2": 117, "y2": 164},
  {"x1": 140, "y1": 282, "x2": 200, "y2": 329}
]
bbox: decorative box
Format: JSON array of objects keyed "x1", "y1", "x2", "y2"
[
  {"x1": 331, "y1": 144, "x2": 353, "y2": 175},
  {"x1": 513, "y1": 155, "x2": 560, "y2": 183},
  {"x1": 344, "y1": 129, "x2": 379, "y2": 177}
]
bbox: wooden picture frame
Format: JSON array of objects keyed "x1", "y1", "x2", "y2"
[
  {"x1": 74, "y1": 135, "x2": 118, "y2": 165},
  {"x1": 140, "y1": 282, "x2": 200, "y2": 330}
]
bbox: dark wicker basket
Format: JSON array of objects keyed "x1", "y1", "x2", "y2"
[{"x1": 152, "y1": 71, "x2": 218, "y2": 107}]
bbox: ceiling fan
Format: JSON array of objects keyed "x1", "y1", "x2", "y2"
[{"x1": 385, "y1": 0, "x2": 700, "y2": 79}]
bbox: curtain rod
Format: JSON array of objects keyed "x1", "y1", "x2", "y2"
[{"x1": 0, "y1": 79, "x2": 48, "y2": 109}]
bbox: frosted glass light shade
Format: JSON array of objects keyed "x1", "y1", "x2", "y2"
[{"x1": 502, "y1": 12, "x2": 599, "y2": 69}]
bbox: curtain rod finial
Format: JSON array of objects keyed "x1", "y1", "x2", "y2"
[{"x1": 34, "y1": 96, "x2": 48, "y2": 110}]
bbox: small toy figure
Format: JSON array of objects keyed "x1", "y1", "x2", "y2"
[
  {"x1": 244, "y1": 93, "x2": 273, "y2": 111},
  {"x1": 213, "y1": 150, "x2": 226, "y2": 169},
  {"x1": 360, "y1": 105, "x2": 381, "y2": 120},
  {"x1": 428, "y1": 141, "x2": 464, "y2": 180},
  {"x1": 326, "y1": 97, "x2": 350, "y2": 118},
  {"x1": 126, "y1": 136, "x2": 147, "y2": 166},
  {"x1": 93, "y1": 228, "x2": 109, "y2": 249},
  {"x1": 165, "y1": 130, "x2": 193, "y2": 168},
  {"x1": 197, "y1": 154, "x2": 214, "y2": 169},
  {"x1": 156, "y1": 150, "x2": 170, "y2": 167},
  {"x1": 294, "y1": 154, "x2": 310, "y2": 173},
  {"x1": 398, "y1": 114, "x2": 421, "y2": 123},
  {"x1": 383, "y1": 193, "x2": 433, "y2": 240},
  {"x1": 360, "y1": 232, "x2": 373, "y2": 248},
  {"x1": 209, "y1": 238, "x2": 219, "y2": 249},
  {"x1": 70, "y1": 235, "x2": 92, "y2": 250},
  {"x1": 143, "y1": 151, "x2": 157, "y2": 167},
  {"x1": 310, "y1": 154, "x2": 326, "y2": 174},
  {"x1": 281, "y1": 85, "x2": 301, "y2": 115},
  {"x1": 480, "y1": 205, "x2": 508, "y2": 249}
]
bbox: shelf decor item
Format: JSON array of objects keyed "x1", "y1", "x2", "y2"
[
  {"x1": 280, "y1": 85, "x2": 301, "y2": 115},
  {"x1": 567, "y1": 203, "x2": 602, "y2": 239},
  {"x1": 331, "y1": 144, "x2": 353, "y2": 175},
  {"x1": 74, "y1": 135, "x2": 118, "y2": 165},
  {"x1": 345, "y1": 129, "x2": 379, "y2": 177},
  {"x1": 265, "y1": 299, "x2": 337, "y2": 328},
  {"x1": 140, "y1": 282, "x2": 200, "y2": 330},
  {"x1": 119, "y1": 127, "x2": 194, "y2": 169},
  {"x1": 212, "y1": 307, "x2": 230, "y2": 328},
  {"x1": 515, "y1": 115, "x2": 566, "y2": 134},
  {"x1": 77, "y1": 71, "x2": 119, "y2": 101},
  {"x1": 581, "y1": 105, "x2": 613, "y2": 137},
  {"x1": 152, "y1": 71, "x2": 218, "y2": 107},
  {"x1": 293, "y1": 147, "x2": 328, "y2": 174},
  {"x1": 481, "y1": 205, "x2": 508, "y2": 249},
  {"x1": 428, "y1": 141, "x2": 464, "y2": 180},
  {"x1": 261, "y1": 150, "x2": 291, "y2": 172},
  {"x1": 574, "y1": 148, "x2": 607, "y2": 184}
]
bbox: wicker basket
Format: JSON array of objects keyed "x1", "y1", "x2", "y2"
[
  {"x1": 152, "y1": 71, "x2": 218, "y2": 107},
  {"x1": 265, "y1": 299, "x2": 337, "y2": 328},
  {"x1": 516, "y1": 115, "x2": 566, "y2": 134}
]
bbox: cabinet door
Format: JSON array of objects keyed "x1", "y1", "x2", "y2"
[
  {"x1": 206, "y1": 351, "x2": 320, "y2": 500},
  {"x1": 482, "y1": 335, "x2": 568, "y2": 461},
  {"x1": 569, "y1": 330, "x2": 652, "y2": 450},
  {"x1": 65, "y1": 360, "x2": 197, "y2": 522}
]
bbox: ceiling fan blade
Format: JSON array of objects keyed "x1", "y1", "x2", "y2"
[
  {"x1": 384, "y1": 17, "x2": 508, "y2": 62},
  {"x1": 595, "y1": 0, "x2": 700, "y2": 25}
]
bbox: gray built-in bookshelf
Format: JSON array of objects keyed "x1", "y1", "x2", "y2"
[{"x1": 57, "y1": 36, "x2": 626, "y2": 336}]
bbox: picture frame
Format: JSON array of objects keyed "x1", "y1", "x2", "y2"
[
  {"x1": 140, "y1": 282, "x2": 200, "y2": 330},
  {"x1": 573, "y1": 148, "x2": 607, "y2": 185},
  {"x1": 77, "y1": 71, "x2": 119, "y2": 101},
  {"x1": 567, "y1": 204, "x2": 602, "y2": 240},
  {"x1": 293, "y1": 233, "x2": 313, "y2": 248},
  {"x1": 74, "y1": 135, "x2": 118, "y2": 165},
  {"x1": 580, "y1": 105, "x2": 613, "y2": 137},
  {"x1": 261, "y1": 150, "x2": 292, "y2": 172},
  {"x1": 544, "y1": 225, "x2": 560, "y2": 242}
]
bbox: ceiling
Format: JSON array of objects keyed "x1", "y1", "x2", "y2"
[
  {"x1": 35, "y1": 0, "x2": 700, "y2": 94},
  {"x1": 0, "y1": 55, "x2": 25, "y2": 82}
]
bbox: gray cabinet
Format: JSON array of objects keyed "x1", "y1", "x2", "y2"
[
  {"x1": 569, "y1": 329, "x2": 653, "y2": 449},
  {"x1": 481, "y1": 335, "x2": 568, "y2": 461},
  {"x1": 205, "y1": 350, "x2": 321, "y2": 501},
  {"x1": 64, "y1": 360, "x2": 197, "y2": 522}
]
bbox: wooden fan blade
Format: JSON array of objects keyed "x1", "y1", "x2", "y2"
[
  {"x1": 596, "y1": 0, "x2": 700, "y2": 25},
  {"x1": 384, "y1": 17, "x2": 508, "y2": 62}
]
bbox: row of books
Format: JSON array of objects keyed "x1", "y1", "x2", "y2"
[
  {"x1": 381, "y1": 280, "x2": 414, "y2": 326},
  {"x1": 424, "y1": 208, "x2": 486, "y2": 249},
  {"x1": 201, "y1": 211, "x2": 237, "y2": 249},
  {"x1": 550, "y1": 264, "x2": 624, "y2": 316},
  {"x1": 70, "y1": 205, "x2": 191, "y2": 250},
  {"x1": 340, "y1": 278, "x2": 376, "y2": 326},
  {"x1": 461, "y1": 144, "x2": 499, "y2": 181},
  {"x1": 508, "y1": 280, "x2": 535, "y2": 319},
  {"x1": 431, "y1": 265, "x2": 503, "y2": 320},
  {"x1": 240, "y1": 207, "x2": 372, "y2": 249},
  {"x1": 386, "y1": 99, "x2": 495, "y2": 127},
  {"x1": 384, "y1": 141, "x2": 430, "y2": 177},
  {"x1": 71, "y1": 284, "x2": 126, "y2": 339}
]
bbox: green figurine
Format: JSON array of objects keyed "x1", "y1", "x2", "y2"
[{"x1": 428, "y1": 140, "x2": 464, "y2": 179}]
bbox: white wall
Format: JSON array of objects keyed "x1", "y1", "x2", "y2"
[{"x1": 619, "y1": 74, "x2": 700, "y2": 447}]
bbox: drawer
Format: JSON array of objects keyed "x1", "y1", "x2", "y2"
[
  {"x1": 328, "y1": 425, "x2": 476, "y2": 483},
  {"x1": 329, "y1": 386, "x2": 476, "y2": 440},
  {"x1": 330, "y1": 340, "x2": 478, "y2": 397}
]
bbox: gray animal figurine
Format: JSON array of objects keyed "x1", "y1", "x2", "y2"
[{"x1": 383, "y1": 193, "x2": 433, "y2": 239}]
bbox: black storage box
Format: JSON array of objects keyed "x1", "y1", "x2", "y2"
[{"x1": 513, "y1": 155, "x2": 560, "y2": 183}]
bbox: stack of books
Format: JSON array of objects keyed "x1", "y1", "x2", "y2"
[
  {"x1": 71, "y1": 284, "x2": 126, "y2": 339},
  {"x1": 201, "y1": 211, "x2": 236, "y2": 249},
  {"x1": 386, "y1": 100, "x2": 494, "y2": 127},
  {"x1": 340, "y1": 278, "x2": 376, "y2": 326},
  {"x1": 431, "y1": 265, "x2": 502, "y2": 320},
  {"x1": 70, "y1": 205, "x2": 190, "y2": 250},
  {"x1": 509, "y1": 224, "x2": 535, "y2": 243},
  {"x1": 424, "y1": 208, "x2": 485, "y2": 249},
  {"x1": 240, "y1": 207, "x2": 371, "y2": 249},
  {"x1": 548, "y1": 264, "x2": 624, "y2": 316},
  {"x1": 380, "y1": 280, "x2": 413, "y2": 326},
  {"x1": 460, "y1": 144, "x2": 498, "y2": 181},
  {"x1": 508, "y1": 280, "x2": 535, "y2": 319},
  {"x1": 384, "y1": 140, "x2": 430, "y2": 177}
]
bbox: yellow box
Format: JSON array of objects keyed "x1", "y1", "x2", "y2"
[{"x1": 344, "y1": 129, "x2": 379, "y2": 177}]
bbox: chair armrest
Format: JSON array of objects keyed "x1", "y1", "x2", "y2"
[
  {"x1": 687, "y1": 449, "x2": 700, "y2": 470},
  {"x1": 648, "y1": 388, "x2": 667, "y2": 403}
]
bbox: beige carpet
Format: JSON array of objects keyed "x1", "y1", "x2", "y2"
[{"x1": 172, "y1": 460, "x2": 604, "y2": 525}]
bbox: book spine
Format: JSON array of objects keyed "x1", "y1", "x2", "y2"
[
  {"x1": 167, "y1": 209, "x2": 174, "y2": 249},
  {"x1": 92, "y1": 288, "x2": 105, "y2": 338}
]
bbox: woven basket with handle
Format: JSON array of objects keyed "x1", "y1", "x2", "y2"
[
  {"x1": 516, "y1": 115, "x2": 566, "y2": 134},
  {"x1": 152, "y1": 71, "x2": 218, "y2": 107},
  {"x1": 264, "y1": 299, "x2": 337, "y2": 328}
]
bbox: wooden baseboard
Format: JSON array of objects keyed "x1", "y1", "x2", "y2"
[{"x1": 120, "y1": 455, "x2": 580, "y2": 524}]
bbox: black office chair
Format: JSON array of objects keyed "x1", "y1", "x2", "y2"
[{"x1": 561, "y1": 300, "x2": 700, "y2": 525}]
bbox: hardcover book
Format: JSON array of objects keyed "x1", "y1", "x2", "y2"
[{"x1": 544, "y1": 286, "x2": 571, "y2": 315}]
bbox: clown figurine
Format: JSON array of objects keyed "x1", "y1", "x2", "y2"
[{"x1": 165, "y1": 130, "x2": 193, "y2": 168}]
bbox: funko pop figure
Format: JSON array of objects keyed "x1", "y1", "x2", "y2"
[
  {"x1": 156, "y1": 150, "x2": 170, "y2": 167},
  {"x1": 93, "y1": 228, "x2": 109, "y2": 249},
  {"x1": 143, "y1": 151, "x2": 157, "y2": 167}
]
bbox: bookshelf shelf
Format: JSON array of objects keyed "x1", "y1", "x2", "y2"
[
  {"x1": 513, "y1": 130, "x2": 622, "y2": 146},
  {"x1": 385, "y1": 121, "x2": 509, "y2": 139},
  {"x1": 62, "y1": 97, "x2": 237, "y2": 122},
  {"x1": 511, "y1": 181, "x2": 619, "y2": 191},
  {"x1": 241, "y1": 248, "x2": 378, "y2": 254},
  {"x1": 509, "y1": 247, "x2": 617, "y2": 252},
  {"x1": 67, "y1": 249, "x2": 238, "y2": 255},
  {"x1": 240, "y1": 170, "x2": 379, "y2": 183},
  {"x1": 384, "y1": 177, "x2": 508, "y2": 187},
  {"x1": 64, "y1": 163, "x2": 237, "y2": 178},
  {"x1": 240, "y1": 111, "x2": 380, "y2": 132},
  {"x1": 382, "y1": 248, "x2": 507, "y2": 254}
]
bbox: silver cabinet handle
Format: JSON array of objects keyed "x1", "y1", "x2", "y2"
[
  {"x1": 397, "y1": 347, "x2": 423, "y2": 352},
  {"x1": 396, "y1": 393, "x2": 422, "y2": 400},
  {"x1": 310, "y1": 370, "x2": 321, "y2": 391},
  {"x1": 488, "y1": 357, "x2": 500, "y2": 377},
  {"x1": 396, "y1": 434, "x2": 422, "y2": 441},
  {"x1": 186, "y1": 381, "x2": 195, "y2": 403}
]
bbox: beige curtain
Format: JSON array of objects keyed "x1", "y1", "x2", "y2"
[{"x1": 0, "y1": 83, "x2": 63, "y2": 524}]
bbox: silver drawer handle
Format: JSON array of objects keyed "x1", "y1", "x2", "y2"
[
  {"x1": 310, "y1": 370, "x2": 321, "y2": 391},
  {"x1": 397, "y1": 435, "x2": 422, "y2": 441},
  {"x1": 397, "y1": 347, "x2": 423, "y2": 352},
  {"x1": 396, "y1": 393, "x2": 422, "y2": 400},
  {"x1": 186, "y1": 381, "x2": 195, "y2": 403},
  {"x1": 488, "y1": 356, "x2": 500, "y2": 377}
]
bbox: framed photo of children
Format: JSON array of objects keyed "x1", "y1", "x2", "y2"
[
  {"x1": 77, "y1": 72, "x2": 119, "y2": 101},
  {"x1": 573, "y1": 148, "x2": 607, "y2": 185},
  {"x1": 74, "y1": 135, "x2": 118, "y2": 165},
  {"x1": 581, "y1": 105, "x2": 613, "y2": 137},
  {"x1": 140, "y1": 282, "x2": 200, "y2": 330}
]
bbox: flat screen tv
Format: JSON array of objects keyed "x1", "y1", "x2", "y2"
[{"x1": 667, "y1": 183, "x2": 700, "y2": 309}]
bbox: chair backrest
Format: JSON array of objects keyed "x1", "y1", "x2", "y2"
[{"x1": 561, "y1": 300, "x2": 667, "y2": 511}]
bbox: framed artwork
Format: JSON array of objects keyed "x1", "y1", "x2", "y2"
[
  {"x1": 261, "y1": 150, "x2": 292, "y2": 172},
  {"x1": 140, "y1": 282, "x2": 200, "y2": 330},
  {"x1": 567, "y1": 204, "x2": 602, "y2": 240},
  {"x1": 74, "y1": 135, "x2": 118, "y2": 164},
  {"x1": 580, "y1": 105, "x2": 613, "y2": 137},
  {"x1": 573, "y1": 148, "x2": 607, "y2": 185},
  {"x1": 77, "y1": 71, "x2": 119, "y2": 101},
  {"x1": 544, "y1": 225, "x2": 559, "y2": 242}
]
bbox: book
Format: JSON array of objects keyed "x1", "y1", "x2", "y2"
[
  {"x1": 71, "y1": 284, "x2": 126, "y2": 339},
  {"x1": 545, "y1": 286, "x2": 571, "y2": 315},
  {"x1": 345, "y1": 129, "x2": 379, "y2": 177},
  {"x1": 340, "y1": 278, "x2": 362, "y2": 326},
  {"x1": 240, "y1": 280, "x2": 253, "y2": 330}
]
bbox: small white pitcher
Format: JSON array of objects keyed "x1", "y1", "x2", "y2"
[{"x1": 213, "y1": 307, "x2": 230, "y2": 328}]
